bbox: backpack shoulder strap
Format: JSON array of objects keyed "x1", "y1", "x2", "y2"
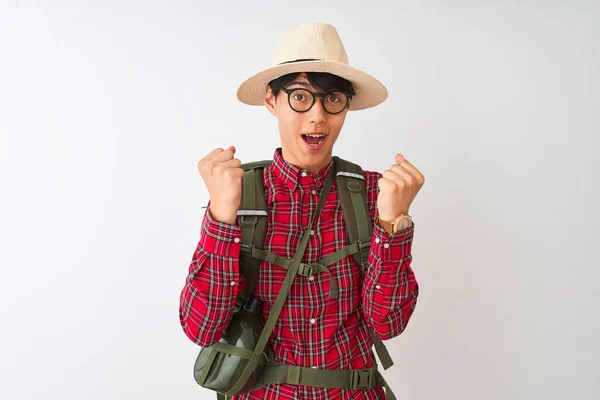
[
  {"x1": 236, "y1": 160, "x2": 272, "y2": 310},
  {"x1": 332, "y1": 156, "x2": 394, "y2": 371},
  {"x1": 332, "y1": 156, "x2": 372, "y2": 273}
]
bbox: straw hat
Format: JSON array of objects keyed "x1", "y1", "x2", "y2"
[{"x1": 236, "y1": 22, "x2": 388, "y2": 111}]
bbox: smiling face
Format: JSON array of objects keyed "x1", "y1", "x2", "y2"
[{"x1": 264, "y1": 72, "x2": 354, "y2": 174}]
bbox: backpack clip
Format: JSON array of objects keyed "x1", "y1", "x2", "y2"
[
  {"x1": 297, "y1": 263, "x2": 314, "y2": 277},
  {"x1": 350, "y1": 368, "x2": 376, "y2": 390}
]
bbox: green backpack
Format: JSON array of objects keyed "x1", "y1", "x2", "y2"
[{"x1": 193, "y1": 156, "x2": 397, "y2": 400}]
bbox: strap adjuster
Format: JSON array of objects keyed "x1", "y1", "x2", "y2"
[
  {"x1": 358, "y1": 240, "x2": 371, "y2": 251},
  {"x1": 297, "y1": 263, "x2": 314, "y2": 277},
  {"x1": 240, "y1": 244, "x2": 252, "y2": 255},
  {"x1": 350, "y1": 369, "x2": 375, "y2": 390}
]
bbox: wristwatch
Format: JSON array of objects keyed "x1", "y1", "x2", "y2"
[{"x1": 376, "y1": 213, "x2": 413, "y2": 235}]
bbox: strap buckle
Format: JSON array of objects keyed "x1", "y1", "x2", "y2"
[
  {"x1": 357, "y1": 240, "x2": 371, "y2": 270},
  {"x1": 240, "y1": 243, "x2": 252, "y2": 255},
  {"x1": 297, "y1": 263, "x2": 314, "y2": 277},
  {"x1": 358, "y1": 240, "x2": 371, "y2": 251},
  {"x1": 239, "y1": 243, "x2": 254, "y2": 266},
  {"x1": 350, "y1": 369, "x2": 375, "y2": 390}
]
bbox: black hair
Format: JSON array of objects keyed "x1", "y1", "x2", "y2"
[{"x1": 268, "y1": 72, "x2": 356, "y2": 97}]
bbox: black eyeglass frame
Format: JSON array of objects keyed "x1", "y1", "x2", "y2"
[{"x1": 280, "y1": 87, "x2": 352, "y2": 114}]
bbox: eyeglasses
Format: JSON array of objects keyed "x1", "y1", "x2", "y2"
[{"x1": 280, "y1": 87, "x2": 352, "y2": 114}]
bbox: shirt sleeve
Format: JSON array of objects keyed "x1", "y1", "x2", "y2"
[
  {"x1": 360, "y1": 171, "x2": 420, "y2": 340},
  {"x1": 179, "y1": 204, "x2": 246, "y2": 347}
]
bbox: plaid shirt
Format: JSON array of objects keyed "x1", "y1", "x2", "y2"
[{"x1": 179, "y1": 148, "x2": 419, "y2": 399}]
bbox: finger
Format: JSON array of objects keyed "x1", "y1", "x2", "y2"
[
  {"x1": 388, "y1": 165, "x2": 413, "y2": 181},
  {"x1": 213, "y1": 147, "x2": 236, "y2": 162},
  {"x1": 378, "y1": 176, "x2": 396, "y2": 192},
  {"x1": 395, "y1": 153, "x2": 407, "y2": 165},
  {"x1": 382, "y1": 169, "x2": 403, "y2": 182},
  {"x1": 393, "y1": 161, "x2": 421, "y2": 181},
  {"x1": 222, "y1": 158, "x2": 242, "y2": 168},
  {"x1": 203, "y1": 147, "x2": 225, "y2": 162}
]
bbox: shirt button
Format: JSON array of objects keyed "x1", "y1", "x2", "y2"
[
  {"x1": 301, "y1": 171, "x2": 307, "y2": 177},
  {"x1": 308, "y1": 275, "x2": 315, "y2": 281},
  {"x1": 233, "y1": 237, "x2": 241, "y2": 243},
  {"x1": 376, "y1": 284, "x2": 381, "y2": 289},
  {"x1": 310, "y1": 230, "x2": 315, "y2": 235},
  {"x1": 384, "y1": 243, "x2": 390, "y2": 249},
  {"x1": 311, "y1": 189, "x2": 317, "y2": 195},
  {"x1": 310, "y1": 318, "x2": 316, "y2": 324},
  {"x1": 230, "y1": 281, "x2": 236, "y2": 286},
  {"x1": 375, "y1": 238, "x2": 380, "y2": 244},
  {"x1": 312, "y1": 366, "x2": 318, "y2": 369}
]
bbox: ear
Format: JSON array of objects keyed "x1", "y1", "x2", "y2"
[{"x1": 264, "y1": 86, "x2": 278, "y2": 116}]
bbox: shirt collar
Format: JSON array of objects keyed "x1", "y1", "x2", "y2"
[{"x1": 271, "y1": 147, "x2": 333, "y2": 191}]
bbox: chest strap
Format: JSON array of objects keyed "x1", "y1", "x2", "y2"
[
  {"x1": 240, "y1": 238, "x2": 370, "y2": 301},
  {"x1": 257, "y1": 362, "x2": 396, "y2": 399},
  {"x1": 240, "y1": 245, "x2": 338, "y2": 299}
]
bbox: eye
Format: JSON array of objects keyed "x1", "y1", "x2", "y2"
[
  {"x1": 293, "y1": 93, "x2": 307, "y2": 101},
  {"x1": 326, "y1": 95, "x2": 341, "y2": 103}
]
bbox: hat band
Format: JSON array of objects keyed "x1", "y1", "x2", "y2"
[{"x1": 278, "y1": 58, "x2": 320, "y2": 65}]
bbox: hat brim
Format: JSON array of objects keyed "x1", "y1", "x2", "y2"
[{"x1": 236, "y1": 60, "x2": 388, "y2": 111}]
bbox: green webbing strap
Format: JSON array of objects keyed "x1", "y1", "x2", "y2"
[
  {"x1": 239, "y1": 168, "x2": 259, "y2": 305},
  {"x1": 333, "y1": 157, "x2": 373, "y2": 272},
  {"x1": 195, "y1": 346, "x2": 219, "y2": 386},
  {"x1": 241, "y1": 246, "x2": 339, "y2": 299},
  {"x1": 332, "y1": 158, "x2": 395, "y2": 372},
  {"x1": 222, "y1": 164, "x2": 336, "y2": 396},
  {"x1": 240, "y1": 239, "x2": 393, "y2": 370},
  {"x1": 237, "y1": 165, "x2": 269, "y2": 311},
  {"x1": 368, "y1": 330, "x2": 394, "y2": 370},
  {"x1": 258, "y1": 362, "x2": 396, "y2": 399},
  {"x1": 317, "y1": 241, "x2": 360, "y2": 267},
  {"x1": 348, "y1": 182, "x2": 371, "y2": 273},
  {"x1": 212, "y1": 342, "x2": 261, "y2": 360}
]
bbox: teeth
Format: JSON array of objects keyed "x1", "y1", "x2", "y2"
[{"x1": 306, "y1": 134, "x2": 325, "y2": 138}]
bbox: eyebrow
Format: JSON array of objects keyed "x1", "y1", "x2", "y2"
[
  {"x1": 287, "y1": 81, "x2": 312, "y2": 88},
  {"x1": 286, "y1": 81, "x2": 345, "y2": 94}
]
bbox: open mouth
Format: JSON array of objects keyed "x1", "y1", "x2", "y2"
[{"x1": 302, "y1": 134, "x2": 327, "y2": 148}]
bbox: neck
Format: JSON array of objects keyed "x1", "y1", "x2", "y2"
[{"x1": 281, "y1": 147, "x2": 332, "y2": 175}]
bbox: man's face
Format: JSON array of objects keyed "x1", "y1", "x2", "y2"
[{"x1": 264, "y1": 73, "x2": 350, "y2": 174}]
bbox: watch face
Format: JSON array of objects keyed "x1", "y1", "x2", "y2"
[{"x1": 396, "y1": 217, "x2": 412, "y2": 231}]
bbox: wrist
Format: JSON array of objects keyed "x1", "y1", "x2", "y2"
[
  {"x1": 209, "y1": 205, "x2": 238, "y2": 225},
  {"x1": 376, "y1": 212, "x2": 413, "y2": 235}
]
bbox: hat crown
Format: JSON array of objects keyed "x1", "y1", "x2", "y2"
[{"x1": 272, "y1": 22, "x2": 349, "y2": 66}]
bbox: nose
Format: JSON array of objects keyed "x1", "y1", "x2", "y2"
[{"x1": 308, "y1": 97, "x2": 327, "y2": 124}]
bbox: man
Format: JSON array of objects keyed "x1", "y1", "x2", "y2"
[{"x1": 179, "y1": 22, "x2": 424, "y2": 399}]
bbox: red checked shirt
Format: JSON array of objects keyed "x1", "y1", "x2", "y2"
[{"x1": 179, "y1": 148, "x2": 419, "y2": 400}]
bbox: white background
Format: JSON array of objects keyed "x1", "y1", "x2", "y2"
[{"x1": 1, "y1": 1, "x2": 599, "y2": 399}]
